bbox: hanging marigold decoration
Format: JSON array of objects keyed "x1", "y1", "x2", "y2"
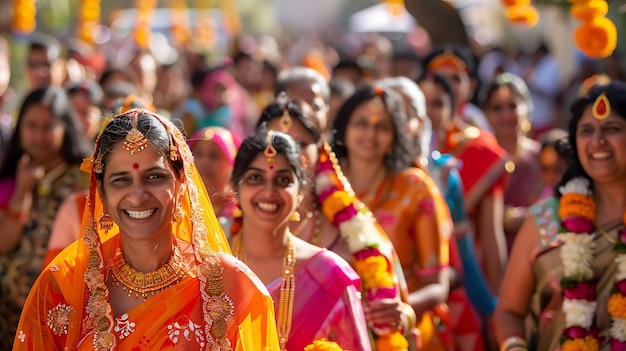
[
  {"x1": 383, "y1": 0, "x2": 407, "y2": 18},
  {"x1": 170, "y1": 0, "x2": 190, "y2": 47},
  {"x1": 193, "y1": 0, "x2": 217, "y2": 53},
  {"x1": 134, "y1": 0, "x2": 156, "y2": 49},
  {"x1": 78, "y1": 0, "x2": 101, "y2": 45},
  {"x1": 500, "y1": 0, "x2": 539, "y2": 26},
  {"x1": 220, "y1": 0, "x2": 241, "y2": 37},
  {"x1": 506, "y1": 5, "x2": 539, "y2": 26},
  {"x1": 574, "y1": 15, "x2": 617, "y2": 59},
  {"x1": 501, "y1": 0, "x2": 617, "y2": 59},
  {"x1": 569, "y1": 0, "x2": 616, "y2": 59},
  {"x1": 11, "y1": 0, "x2": 37, "y2": 36}
]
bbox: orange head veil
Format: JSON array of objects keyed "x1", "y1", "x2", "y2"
[{"x1": 70, "y1": 109, "x2": 232, "y2": 349}]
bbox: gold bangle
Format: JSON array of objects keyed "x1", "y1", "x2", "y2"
[
  {"x1": 500, "y1": 336, "x2": 528, "y2": 351},
  {"x1": 400, "y1": 302, "x2": 416, "y2": 332}
]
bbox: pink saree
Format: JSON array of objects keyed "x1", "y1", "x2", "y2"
[{"x1": 267, "y1": 250, "x2": 372, "y2": 351}]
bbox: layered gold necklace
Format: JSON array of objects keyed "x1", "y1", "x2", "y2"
[
  {"x1": 232, "y1": 232, "x2": 295, "y2": 351},
  {"x1": 110, "y1": 242, "x2": 189, "y2": 300}
]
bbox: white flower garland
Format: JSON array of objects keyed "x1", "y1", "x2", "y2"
[{"x1": 559, "y1": 176, "x2": 626, "y2": 348}]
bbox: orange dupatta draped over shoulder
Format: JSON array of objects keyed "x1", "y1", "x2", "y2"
[{"x1": 13, "y1": 110, "x2": 279, "y2": 351}]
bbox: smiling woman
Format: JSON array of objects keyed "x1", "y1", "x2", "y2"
[
  {"x1": 0, "y1": 86, "x2": 90, "y2": 346},
  {"x1": 229, "y1": 128, "x2": 372, "y2": 351},
  {"x1": 495, "y1": 82, "x2": 626, "y2": 351},
  {"x1": 13, "y1": 109, "x2": 279, "y2": 350}
]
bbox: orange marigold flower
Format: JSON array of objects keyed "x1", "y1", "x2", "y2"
[
  {"x1": 376, "y1": 333, "x2": 409, "y2": 351},
  {"x1": 506, "y1": 5, "x2": 539, "y2": 27},
  {"x1": 304, "y1": 339, "x2": 345, "y2": 351},
  {"x1": 501, "y1": 0, "x2": 531, "y2": 6},
  {"x1": 354, "y1": 256, "x2": 394, "y2": 289},
  {"x1": 561, "y1": 336, "x2": 600, "y2": 351},
  {"x1": 574, "y1": 17, "x2": 617, "y2": 59},
  {"x1": 321, "y1": 192, "x2": 355, "y2": 222},
  {"x1": 607, "y1": 293, "x2": 626, "y2": 319},
  {"x1": 570, "y1": 0, "x2": 609, "y2": 23}
]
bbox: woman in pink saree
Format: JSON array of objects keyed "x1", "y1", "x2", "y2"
[{"x1": 229, "y1": 127, "x2": 372, "y2": 350}]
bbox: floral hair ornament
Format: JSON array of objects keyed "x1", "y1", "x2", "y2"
[
  {"x1": 123, "y1": 110, "x2": 148, "y2": 155},
  {"x1": 427, "y1": 50, "x2": 467, "y2": 72},
  {"x1": 264, "y1": 130, "x2": 277, "y2": 169},
  {"x1": 592, "y1": 92, "x2": 610, "y2": 120}
]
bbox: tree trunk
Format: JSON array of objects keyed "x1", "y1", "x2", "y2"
[{"x1": 405, "y1": 0, "x2": 469, "y2": 46}]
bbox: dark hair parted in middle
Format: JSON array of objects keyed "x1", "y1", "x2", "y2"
[
  {"x1": 231, "y1": 126, "x2": 306, "y2": 190},
  {"x1": 331, "y1": 84, "x2": 414, "y2": 172},
  {"x1": 255, "y1": 96, "x2": 323, "y2": 143},
  {"x1": 94, "y1": 109, "x2": 184, "y2": 182}
]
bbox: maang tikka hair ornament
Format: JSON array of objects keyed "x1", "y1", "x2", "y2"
[
  {"x1": 264, "y1": 130, "x2": 276, "y2": 169},
  {"x1": 279, "y1": 108, "x2": 293, "y2": 133},
  {"x1": 371, "y1": 86, "x2": 385, "y2": 112},
  {"x1": 123, "y1": 110, "x2": 148, "y2": 154},
  {"x1": 592, "y1": 92, "x2": 610, "y2": 120}
]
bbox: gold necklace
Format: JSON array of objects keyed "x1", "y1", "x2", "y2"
[
  {"x1": 37, "y1": 162, "x2": 68, "y2": 197},
  {"x1": 232, "y1": 232, "x2": 295, "y2": 351},
  {"x1": 110, "y1": 242, "x2": 188, "y2": 300}
]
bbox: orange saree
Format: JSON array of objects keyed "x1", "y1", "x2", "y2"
[
  {"x1": 15, "y1": 239, "x2": 278, "y2": 350},
  {"x1": 13, "y1": 110, "x2": 279, "y2": 351},
  {"x1": 360, "y1": 167, "x2": 453, "y2": 351}
]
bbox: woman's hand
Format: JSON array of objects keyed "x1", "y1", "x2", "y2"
[
  {"x1": 364, "y1": 298, "x2": 404, "y2": 330},
  {"x1": 14, "y1": 154, "x2": 44, "y2": 197}
]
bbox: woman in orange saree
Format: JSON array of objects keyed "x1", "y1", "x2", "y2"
[
  {"x1": 332, "y1": 84, "x2": 453, "y2": 351},
  {"x1": 14, "y1": 109, "x2": 279, "y2": 350}
]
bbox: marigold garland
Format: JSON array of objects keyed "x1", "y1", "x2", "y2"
[
  {"x1": 570, "y1": 0, "x2": 608, "y2": 22},
  {"x1": 558, "y1": 177, "x2": 626, "y2": 349},
  {"x1": 501, "y1": 0, "x2": 617, "y2": 58},
  {"x1": 11, "y1": 0, "x2": 37, "y2": 35},
  {"x1": 500, "y1": 0, "x2": 539, "y2": 26},
  {"x1": 315, "y1": 141, "x2": 408, "y2": 351},
  {"x1": 506, "y1": 5, "x2": 540, "y2": 26},
  {"x1": 304, "y1": 339, "x2": 345, "y2": 351},
  {"x1": 574, "y1": 16, "x2": 617, "y2": 59}
]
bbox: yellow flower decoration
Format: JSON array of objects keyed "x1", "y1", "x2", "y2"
[
  {"x1": 506, "y1": 5, "x2": 539, "y2": 26},
  {"x1": 608, "y1": 293, "x2": 626, "y2": 319},
  {"x1": 304, "y1": 339, "x2": 345, "y2": 351},
  {"x1": 321, "y1": 192, "x2": 355, "y2": 223},
  {"x1": 570, "y1": 0, "x2": 609, "y2": 22},
  {"x1": 561, "y1": 336, "x2": 600, "y2": 351},
  {"x1": 574, "y1": 16, "x2": 617, "y2": 59},
  {"x1": 558, "y1": 193, "x2": 596, "y2": 222},
  {"x1": 501, "y1": 0, "x2": 531, "y2": 6},
  {"x1": 354, "y1": 256, "x2": 394, "y2": 289},
  {"x1": 375, "y1": 333, "x2": 409, "y2": 351}
]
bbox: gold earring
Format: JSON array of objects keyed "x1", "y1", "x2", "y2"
[
  {"x1": 290, "y1": 211, "x2": 301, "y2": 222},
  {"x1": 98, "y1": 210, "x2": 114, "y2": 234},
  {"x1": 172, "y1": 204, "x2": 184, "y2": 224},
  {"x1": 233, "y1": 206, "x2": 243, "y2": 218}
]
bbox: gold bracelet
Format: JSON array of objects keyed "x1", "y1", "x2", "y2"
[{"x1": 500, "y1": 336, "x2": 528, "y2": 351}]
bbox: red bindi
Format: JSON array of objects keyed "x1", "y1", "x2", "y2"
[{"x1": 132, "y1": 163, "x2": 139, "y2": 169}]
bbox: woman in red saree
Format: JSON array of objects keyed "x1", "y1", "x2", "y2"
[{"x1": 14, "y1": 109, "x2": 279, "y2": 350}]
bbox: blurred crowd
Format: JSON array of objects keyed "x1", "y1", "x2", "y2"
[{"x1": 0, "y1": 12, "x2": 625, "y2": 351}]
